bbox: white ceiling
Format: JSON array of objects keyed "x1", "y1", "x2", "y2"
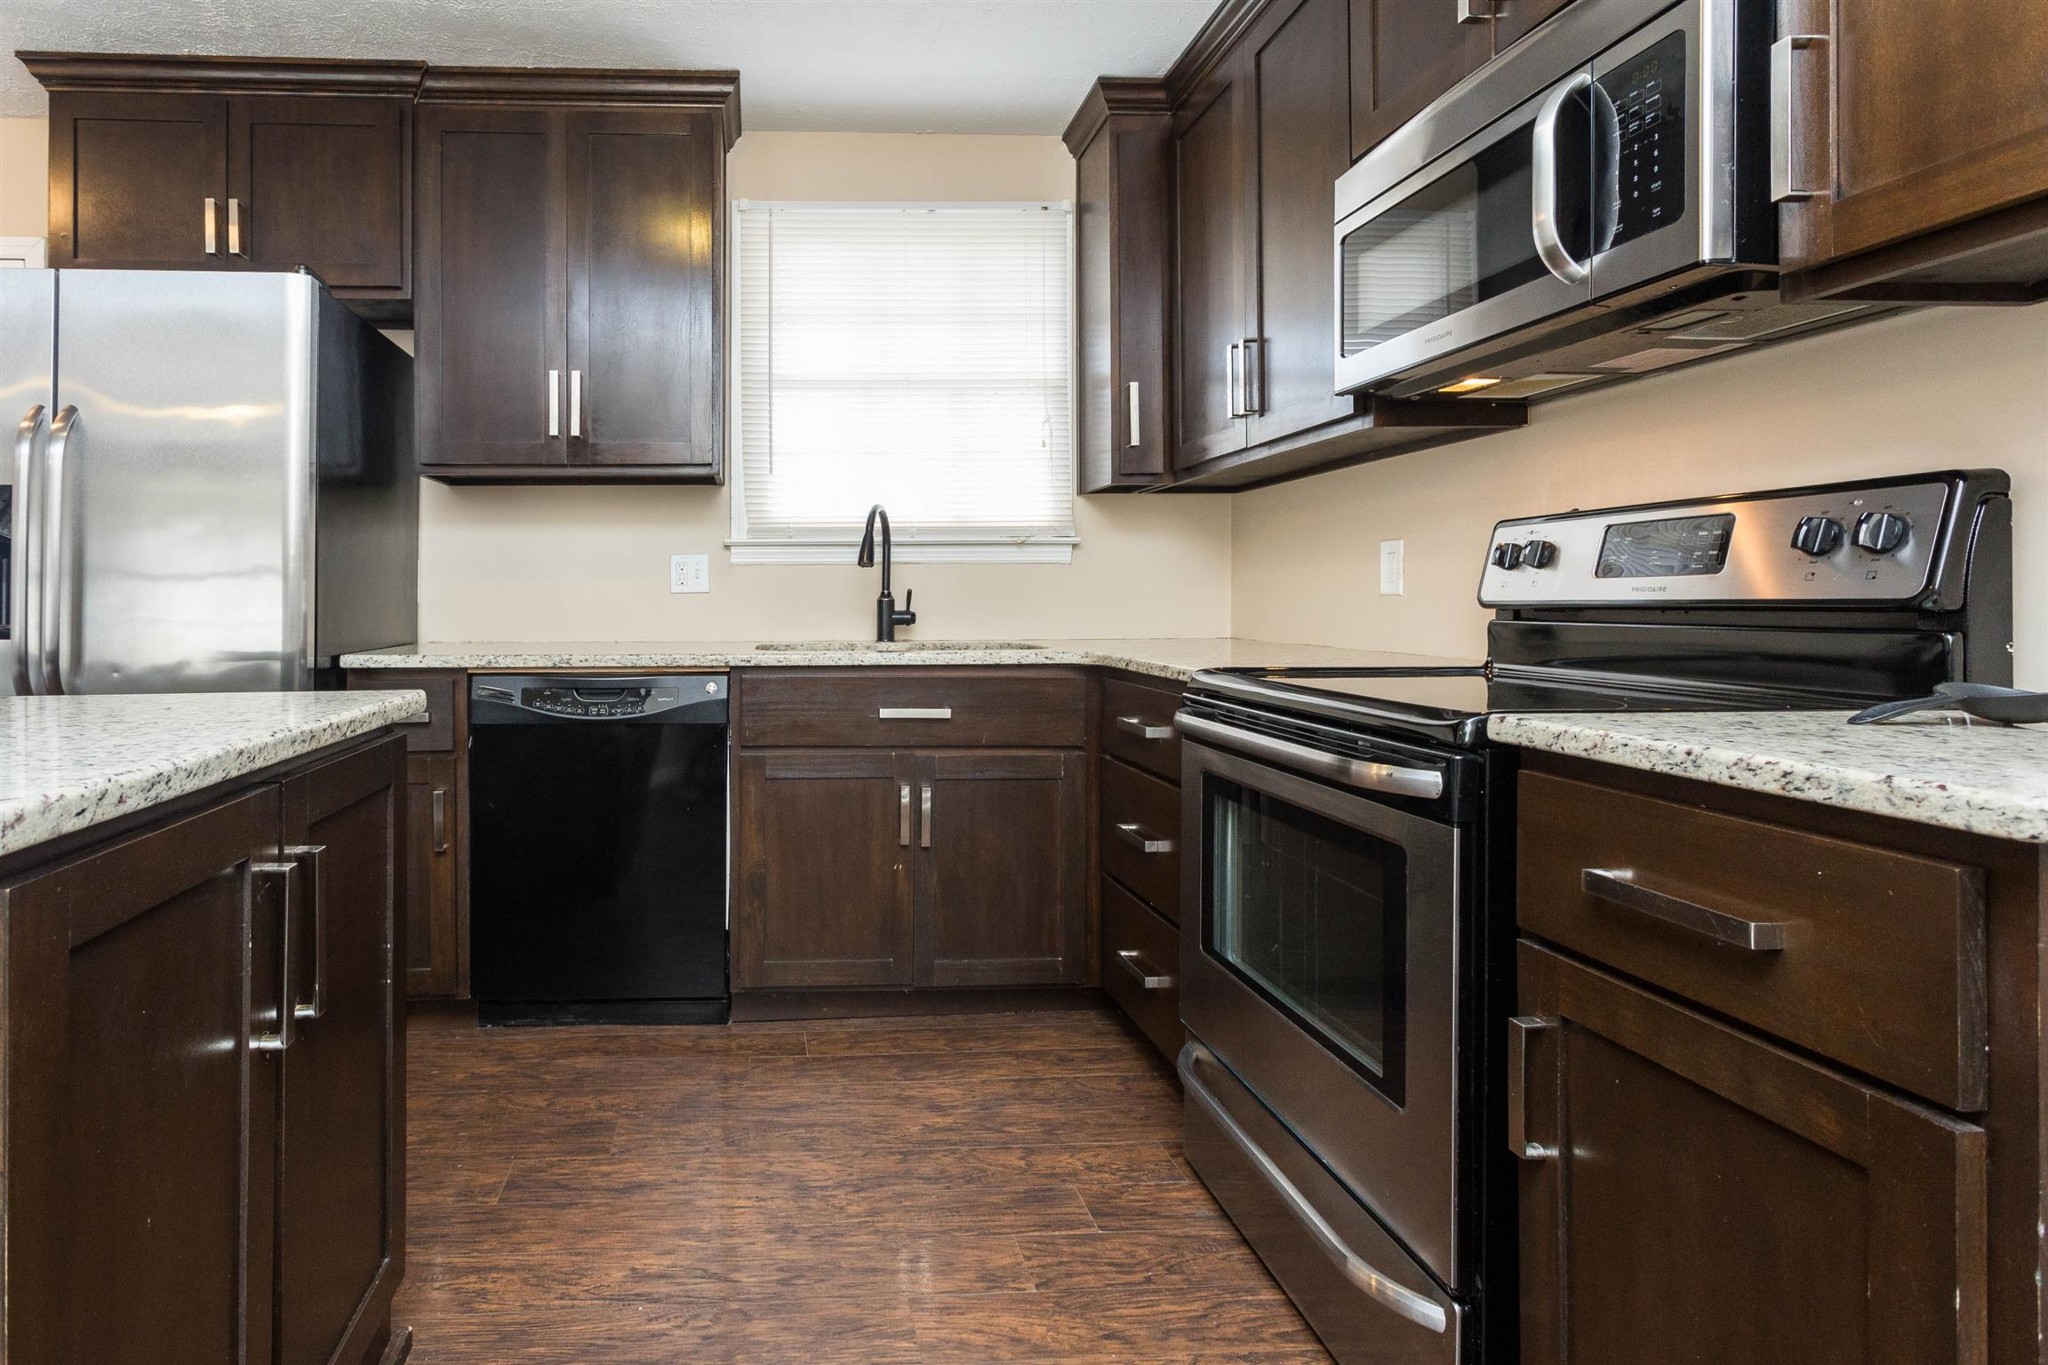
[{"x1": 1, "y1": 0, "x2": 1214, "y2": 131}]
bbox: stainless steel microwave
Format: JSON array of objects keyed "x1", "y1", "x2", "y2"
[{"x1": 1332, "y1": 0, "x2": 1784, "y2": 399}]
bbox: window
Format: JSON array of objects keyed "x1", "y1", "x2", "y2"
[{"x1": 730, "y1": 201, "x2": 1076, "y2": 563}]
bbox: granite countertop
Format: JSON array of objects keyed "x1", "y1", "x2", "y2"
[
  {"x1": 339, "y1": 638, "x2": 1475, "y2": 684},
  {"x1": 1490, "y1": 710, "x2": 2048, "y2": 844},
  {"x1": 0, "y1": 690, "x2": 427, "y2": 860}
]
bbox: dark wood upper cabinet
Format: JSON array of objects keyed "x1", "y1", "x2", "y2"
[
  {"x1": 1248, "y1": 0, "x2": 1357, "y2": 445},
  {"x1": 413, "y1": 69, "x2": 739, "y2": 484},
  {"x1": 915, "y1": 751, "x2": 1088, "y2": 988},
  {"x1": 1488, "y1": 0, "x2": 1577, "y2": 54},
  {"x1": 24, "y1": 54, "x2": 421, "y2": 313},
  {"x1": 1514, "y1": 940, "x2": 1987, "y2": 1365},
  {"x1": 1778, "y1": 0, "x2": 2048, "y2": 302},
  {"x1": 1066, "y1": 79, "x2": 1175, "y2": 492},
  {"x1": 734, "y1": 750, "x2": 916, "y2": 990},
  {"x1": 1348, "y1": 0, "x2": 1491, "y2": 160},
  {"x1": 1172, "y1": 70, "x2": 1252, "y2": 469}
]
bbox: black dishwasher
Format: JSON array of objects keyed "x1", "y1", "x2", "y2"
[{"x1": 469, "y1": 674, "x2": 729, "y2": 1025}]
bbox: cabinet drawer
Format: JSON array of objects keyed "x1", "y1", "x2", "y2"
[
  {"x1": 1100, "y1": 677, "x2": 1183, "y2": 782},
  {"x1": 737, "y1": 670, "x2": 1087, "y2": 749},
  {"x1": 348, "y1": 671, "x2": 458, "y2": 752},
  {"x1": 1100, "y1": 756, "x2": 1182, "y2": 922},
  {"x1": 1517, "y1": 769, "x2": 1989, "y2": 1111},
  {"x1": 1102, "y1": 877, "x2": 1181, "y2": 1061}
]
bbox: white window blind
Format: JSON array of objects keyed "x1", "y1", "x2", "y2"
[{"x1": 731, "y1": 202, "x2": 1076, "y2": 562}]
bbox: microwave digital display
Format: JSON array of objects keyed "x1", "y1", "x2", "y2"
[
  {"x1": 1599, "y1": 30, "x2": 1688, "y2": 248},
  {"x1": 1595, "y1": 513, "x2": 1734, "y2": 578}
]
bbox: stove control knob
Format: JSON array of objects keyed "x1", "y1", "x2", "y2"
[
  {"x1": 1523, "y1": 539, "x2": 1559, "y2": 569},
  {"x1": 1790, "y1": 515, "x2": 1845, "y2": 557},
  {"x1": 1489, "y1": 542, "x2": 1525, "y2": 571},
  {"x1": 1852, "y1": 511, "x2": 1909, "y2": 555}
]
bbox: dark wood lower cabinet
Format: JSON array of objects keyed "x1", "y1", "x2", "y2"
[
  {"x1": 403, "y1": 752, "x2": 463, "y2": 996},
  {"x1": 1514, "y1": 939, "x2": 1987, "y2": 1365},
  {"x1": 733, "y1": 746, "x2": 1089, "y2": 994},
  {"x1": 0, "y1": 735, "x2": 406, "y2": 1365}
]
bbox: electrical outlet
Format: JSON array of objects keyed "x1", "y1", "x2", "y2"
[
  {"x1": 1379, "y1": 540, "x2": 1405, "y2": 596},
  {"x1": 670, "y1": 554, "x2": 710, "y2": 594}
]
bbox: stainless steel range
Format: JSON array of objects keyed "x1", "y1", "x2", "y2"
[{"x1": 1174, "y1": 470, "x2": 2012, "y2": 1365}]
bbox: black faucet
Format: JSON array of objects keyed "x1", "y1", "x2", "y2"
[{"x1": 856, "y1": 504, "x2": 918, "y2": 642}]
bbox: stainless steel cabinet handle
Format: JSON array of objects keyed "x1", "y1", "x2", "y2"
[
  {"x1": 227, "y1": 197, "x2": 246, "y2": 257},
  {"x1": 1226, "y1": 341, "x2": 1245, "y2": 418},
  {"x1": 879, "y1": 707, "x2": 951, "y2": 720},
  {"x1": 1115, "y1": 715, "x2": 1174, "y2": 741},
  {"x1": 1581, "y1": 867, "x2": 1791, "y2": 951},
  {"x1": 1181, "y1": 1044, "x2": 1450, "y2": 1334},
  {"x1": 1507, "y1": 1016, "x2": 1556, "y2": 1160},
  {"x1": 569, "y1": 369, "x2": 583, "y2": 438},
  {"x1": 1243, "y1": 338, "x2": 1262, "y2": 415},
  {"x1": 10, "y1": 405, "x2": 45, "y2": 697},
  {"x1": 1126, "y1": 380, "x2": 1141, "y2": 448},
  {"x1": 1115, "y1": 822, "x2": 1174, "y2": 855},
  {"x1": 39, "y1": 406, "x2": 80, "y2": 696},
  {"x1": 397, "y1": 711, "x2": 432, "y2": 726},
  {"x1": 290, "y1": 844, "x2": 327, "y2": 1021},
  {"x1": 1177, "y1": 712, "x2": 1444, "y2": 800},
  {"x1": 919, "y1": 781, "x2": 933, "y2": 849},
  {"x1": 204, "y1": 197, "x2": 219, "y2": 255},
  {"x1": 1456, "y1": 0, "x2": 1494, "y2": 20},
  {"x1": 1771, "y1": 34, "x2": 1830, "y2": 202},
  {"x1": 431, "y1": 789, "x2": 449, "y2": 854},
  {"x1": 1531, "y1": 71, "x2": 1594, "y2": 285},
  {"x1": 251, "y1": 858, "x2": 300, "y2": 1053},
  {"x1": 547, "y1": 369, "x2": 561, "y2": 437},
  {"x1": 1115, "y1": 949, "x2": 1174, "y2": 990},
  {"x1": 898, "y1": 782, "x2": 912, "y2": 847}
]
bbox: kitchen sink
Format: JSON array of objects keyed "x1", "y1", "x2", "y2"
[{"x1": 752, "y1": 640, "x2": 1044, "y2": 652}]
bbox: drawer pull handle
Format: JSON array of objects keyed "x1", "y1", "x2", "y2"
[
  {"x1": 1115, "y1": 715, "x2": 1174, "y2": 741},
  {"x1": 1581, "y1": 868, "x2": 1791, "y2": 952},
  {"x1": 879, "y1": 707, "x2": 952, "y2": 720},
  {"x1": 1115, "y1": 822, "x2": 1174, "y2": 855},
  {"x1": 397, "y1": 711, "x2": 432, "y2": 726},
  {"x1": 1116, "y1": 949, "x2": 1174, "y2": 990},
  {"x1": 1507, "y1": 1015, "x2": 1556, "y2": 1160}
]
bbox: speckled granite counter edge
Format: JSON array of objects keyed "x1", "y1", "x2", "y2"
[
  {"x1": 0, "y1": 691, "x2": 427, "y2": 860},
  {"x1": 1489, "y1": 713, "x2": 2048, "y2": 844},
  {"x1": 340, "y1": 647, "x2": 1230, "y2": 683}
]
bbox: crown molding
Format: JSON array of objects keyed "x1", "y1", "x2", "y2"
[
  {"x1": 1061, "y1": 76, "x2": 1171, "y2": 156},
  {"x1": 418, "y1": 66, "x2": 742, "y2": 143},
  {"x1": 18, "y1": 51, "x2": 427, "y2": 97}
]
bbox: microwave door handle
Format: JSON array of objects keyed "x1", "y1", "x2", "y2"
[
  {"x1": 1532, "y1": 70, "x2": 1594, "y2": 286},
  {"x1": 10, "y1": 405, "x2": 45, "y2": 695}
]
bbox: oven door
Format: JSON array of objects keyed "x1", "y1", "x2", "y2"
[{"x1": 1179, "y1": 720, "x2": 1466, "y2": 1291}]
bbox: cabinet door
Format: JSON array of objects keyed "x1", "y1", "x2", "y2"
[
  {"x1": 276, "y1": 740, "x2": 405, "y2": 1365},
  {"x1": 735, "y1": 751, "x2": 915, "y2": 988},
  {"x1": 228, "y1": 95, "x2": 409, "y2": 292},
  {"x1": 1514, "y1": 941, "x2": 1987, "y2": 1365},
  {"x1": 1491, "y1": 0, "x2": 1576, "y2": 54},
  {"x1": 1173, "y1": 72, "x2": 1251, "y2": 468},
  {"x1": 416, "y1": 104, "x2": 567, "y2": 470},
  {"x1": 1248, "y1": 0, "x2": 1357, "y2": 446},
  {"x1": 1077, "y1": 115, "x2": 1172, "y2": 492},
  {"x1": 914, "y1": 751, "x2": 1088, "y2": 988},
  {"x1": 1778, "y1": 0, "x2": 2048, "y2": 273},
  {"x1": 1, "y1": 787, "x2": 281, "y2": 1364},
  {"x1": 404, "y1": 751, "x2": 462, "y2": 997},
  {"x1": 565, "y1": 109, "x2": 723, "y2": 476},
  {"x1": 47, "y1": 91, "x2": 228, "y2": 269},
  {"x1": 1349, "y1": 1, "x2": 1491, "y2": 160}
]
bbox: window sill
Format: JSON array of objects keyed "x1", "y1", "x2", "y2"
[{"x1": 727, "y1": 540, "x2": 1076, "y2": 566}]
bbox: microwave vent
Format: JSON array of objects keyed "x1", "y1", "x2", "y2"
[
  {"x1": 1592, "y1": 343, "x2": 1745, "y2": 374},
  {"x1": 1666, "y1": 301, "x2": 1873, "y2": 342},
  {"x1": 1463, "y1": 373, "x2": 1601, "y2": 399}
]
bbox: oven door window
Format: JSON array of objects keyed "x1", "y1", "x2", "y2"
[{"x1": 1204, "y1": 776, "x2": 1407, "y2": 1104}]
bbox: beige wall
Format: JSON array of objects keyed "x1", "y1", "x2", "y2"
[
  {"x1": 0, "y1": 117, "x2": 48, "y2": 238},
  {"x1": 417, "y1": 130, "x2": 1234, "y2": 643},
  {"x1": 1231, "y1": 303, "x2": 2048, "y2": 684}
]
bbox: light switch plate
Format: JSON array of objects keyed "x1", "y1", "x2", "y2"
[
  {"x1": 670, "y1": 554, "x2": 710, "y2": 594},
  {"x1": 1379, "y1": 540, "x2": 1405, "y2": 596}
]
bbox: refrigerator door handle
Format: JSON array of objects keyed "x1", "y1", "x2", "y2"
[
  {"x1": 10, "y1": 404, "x2": 46, "y2": 696},
  {"x1": 39, "y1": 406, "x2": 80, "y2": 696}
]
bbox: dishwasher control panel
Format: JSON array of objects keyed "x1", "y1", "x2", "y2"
[{"x1": 471, "y1": 674, "x2": 728, "y2": 721}]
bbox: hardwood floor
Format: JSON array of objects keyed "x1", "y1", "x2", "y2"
[{"x1": 398, "y1": 1002, "x2": 1333, "y2": 1363}]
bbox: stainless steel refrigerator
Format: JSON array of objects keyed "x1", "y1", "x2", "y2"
[{"x1": 1, "y1": 269, "x2": 416, "y2": 696}]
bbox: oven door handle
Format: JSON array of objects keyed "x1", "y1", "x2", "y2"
[
  {"x1": 1175, "y1": 712, "x2": 1444, "y2": 800},
  {"x1": 1180, "y1": 1043, "x2": 1451, "y2": 1335}
]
